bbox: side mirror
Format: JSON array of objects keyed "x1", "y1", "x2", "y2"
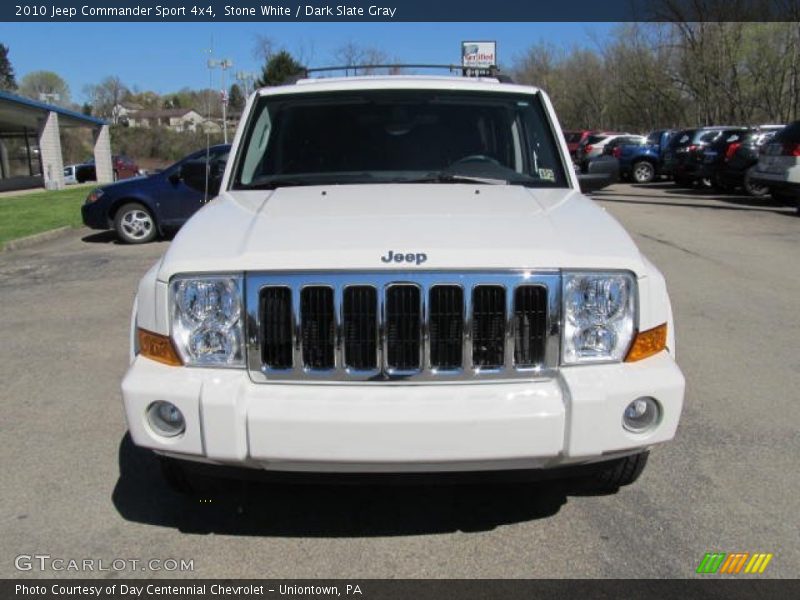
[
  {"x1": 167, "y1": 170, "x2": 181, "y2": 185},
  {"x1": 578, "y1": 156, "x2": 619, "y2": 193}
]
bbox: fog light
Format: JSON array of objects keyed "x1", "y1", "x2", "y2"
[
  {"x1": 623, "y1": 396, "x2": 660, "y2": 433},
  {"x1": 146, "y1": 401, "x2": 185, "y2": 437}
]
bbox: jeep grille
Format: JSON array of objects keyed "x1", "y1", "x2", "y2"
[{"x1": 246, "y1": 271, "x2": 560, "y2": 383}]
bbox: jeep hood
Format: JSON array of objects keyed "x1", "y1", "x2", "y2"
[{"x1": 157, "y1": 184, "x2": 645, "y2": 281}]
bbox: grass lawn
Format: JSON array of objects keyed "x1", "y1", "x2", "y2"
[{"x1": 0, "y1": 186, "x2": 91, "y2": 249}]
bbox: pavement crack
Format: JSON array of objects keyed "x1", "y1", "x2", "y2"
[{"x1": 637, "y1": 233, "x2": 710, "y2": 260}]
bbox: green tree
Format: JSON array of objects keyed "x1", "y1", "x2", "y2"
[
  {"x1": 256, "y1": 50, "x2": 305, "y2": 87},
  {"x1": 228, "y1": 83, "x2": 245, "y2": 112},
  {"x1": 0, "y1": 43, "x2": 16, "y2": 91},
  {"x1": 19, "y1": 70, "x2": 70, "y2": 106}
]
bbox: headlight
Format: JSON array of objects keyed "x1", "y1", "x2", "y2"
[
  {"x1": 562, "y1": 271, "x2": 636, "y2": 364},
  {"x1": 170, "y1": 275, "x2": 244, "y2": 367},
  {"x1": 85, "y1": 189, "x2": 104, "y2": 204}
]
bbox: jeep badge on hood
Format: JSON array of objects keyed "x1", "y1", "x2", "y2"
[{"x1": 381, "y1": 250, "x2": 428, "y2": 265}]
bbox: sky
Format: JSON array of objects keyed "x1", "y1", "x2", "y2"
[{"x1": 1, "y1": 22, "x2": 618, "y2": 103}]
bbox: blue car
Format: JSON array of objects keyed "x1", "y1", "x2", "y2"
[
  {"x1": 81, "y1": 144, "x2": 231, "y2": 243},
  {"x1": 617, "y1": 130, "x2": 675, "y2": 184}
]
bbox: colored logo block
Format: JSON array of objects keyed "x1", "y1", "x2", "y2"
[{"x1": 696, "y1": 552, "x2": 773, "y2": 574}]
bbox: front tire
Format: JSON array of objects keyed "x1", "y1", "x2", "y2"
[
  {"x1": 632, "y1": 161, "x2": 656, "y2": 184},
  {"x1": 743, "y1": 172, "x2": 769, "y2": 197},
  {"x1": 583, "y1": 451, "x2": 649, "y2": 493},
  {"x1": 114, "y1": 202, "x2": 157, "y2": 244}
]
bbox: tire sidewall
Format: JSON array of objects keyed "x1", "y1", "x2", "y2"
[
  {"x1": 114, "y1": 203, "x2": 157, "y2": 244},
  {"x1": 743, "y1": 172, "x2": 768, "y2": 197},
  {"x1": 632, "y1": 161, "x2": 655, "y2": 184}
]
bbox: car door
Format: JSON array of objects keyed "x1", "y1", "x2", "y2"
[{"x1": 159, "y1": 147, "x2": 231, "y2": 226}]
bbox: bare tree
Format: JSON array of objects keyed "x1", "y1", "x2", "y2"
[{"x1": 84, "y1": 76, "x2": 130, "y2": 123}]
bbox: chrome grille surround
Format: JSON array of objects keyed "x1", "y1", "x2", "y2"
[{"x1": 245, "y1": 271, "x2": 561, "y2": 384}]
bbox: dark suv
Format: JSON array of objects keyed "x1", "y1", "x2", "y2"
[
  {"x1": 81, "y1": 145, "x2": 230, "y2": 243},
  {"x1": 704, "y1": 126, "x2": 783, "y2": 196},
  {"x1": 664, "y1": 127, "x2": 748, "y2": 188}
]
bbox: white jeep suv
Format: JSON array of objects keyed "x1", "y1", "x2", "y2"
[{"x1": 123, "y1": 75, "x2": 685, "y2": 492}]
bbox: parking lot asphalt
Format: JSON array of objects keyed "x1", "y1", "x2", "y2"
[{"x1": 1, "y1": 183, "x2": 798, "y2": 579}]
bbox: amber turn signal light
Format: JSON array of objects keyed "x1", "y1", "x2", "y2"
[
  {"x1": 625, "y1": 323, "x2": 667, "y2": 362},
  {"x1": 137, "y1": 328, "x2": 183, "y2": 366}
]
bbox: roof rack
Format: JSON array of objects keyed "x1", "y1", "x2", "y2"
[{"x1": 296, "y1": 64, "x2": 514, "y2": 83}]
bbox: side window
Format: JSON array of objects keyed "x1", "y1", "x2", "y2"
[
  {"x1": 181, "y1": 150, "x2": 230, "y2": 195},
  {"x1": 181, "y1": 159, "x2": 209, "y2": 193}
]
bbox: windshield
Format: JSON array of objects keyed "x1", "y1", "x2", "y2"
[{"x1": 232, "y1": 90, "x2": 567, "y2": 189}]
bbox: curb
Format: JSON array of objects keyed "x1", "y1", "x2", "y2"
[{"x1": 2, "y1": 226, "x2": 75, "y2": 252}]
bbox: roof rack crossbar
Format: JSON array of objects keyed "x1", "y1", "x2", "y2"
[{"x1": 304, "y1": 64, "x2": 473, "y2": 75}]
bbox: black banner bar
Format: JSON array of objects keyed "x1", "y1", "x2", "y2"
[
  {"x1": 2, "y1": 0, "x2": 799, "y2": 22},
  {"x1": 3, "y1": 580, "x2": 800, "y2": 600}
]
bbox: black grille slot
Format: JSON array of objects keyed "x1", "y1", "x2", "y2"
[
  {"x1": 300, "y1": 286, "x2": 335, "y2": 369},
  {"x1": 343, "y1": 286, "x2": 377, "y2": 370},
  {"x1": 385, "y1": 285, "x2": 421, "y2": 370},
  {"x1": 472, "y1": 285, "x2": 506, "y2": 368},
  {"x1": 429, "y1": 286, "x2": 464, "y2": 369},
  {"x1": 261, "y1": 287, "x2": 293, "y2": 369},
  {"x1": 514, "y1": 285, "x2": 548, "y2": 367}
]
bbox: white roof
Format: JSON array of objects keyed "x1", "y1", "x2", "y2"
[{"x1": 256, "y1": 75, "x2": 540, "y2": 97}]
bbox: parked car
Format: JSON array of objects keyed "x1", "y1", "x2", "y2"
[
  {"x1": 563, "y1": 130, "x2": 593, "y2": 160},
  {"x1": 704, "y1": 126, "x2": 783, "y2": 196},
  {"x1": 602, "y1": 135, "x2": 647, "y2": 157},
  {"x1": 81, "y1": 144, "x2": 231, "y2": 243},
  {"x1": 122, "y1": 75, "x2": 684, "y2": 494},
  {"x1": 78, "y1": 154, "x2": 141, "y2": 183},
  {"x1": 63, "y1": 164, "x2": 79, "y2": 185},
  {"x1": 749, "y1": 120, "x2": 800, "y2": 211},
  {"x1": 575, "y1": 132, "x2": 627, "y2": 172},
  {"x1": 617, "y1": 130, "x2": 675, "y2": 184},
  {"x1": 664, "y1": 127, "x2": 748, "y2": 188}
]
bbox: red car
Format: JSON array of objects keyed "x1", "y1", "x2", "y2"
[
  {"x1": 76, "y1": 155, "x2": 140, "y2": 183},
  {"x1": 564, "y1": 130, "x2": 593, "y2": 159}
]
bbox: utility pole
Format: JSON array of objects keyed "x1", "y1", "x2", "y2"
[
  {"x1": 208, "y1": 57, "x2": 233, "y2": 143},
  {"x1": 235, "y1": 71, "x2": 257, "y2": 96}
]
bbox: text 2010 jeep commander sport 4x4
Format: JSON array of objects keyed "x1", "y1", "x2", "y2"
[{"x1": 123, "y1": 74, "x2": 685, "y2": 492}]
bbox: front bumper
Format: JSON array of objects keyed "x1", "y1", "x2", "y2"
[
  {"x1": 81, "y1": 202, "x2": 109, "y2": 230},
  {"x1": 749, "y1": 167, "x2": 800, "y2": 197},
  {"x1": 121, "y1": 352, "x2": 685, "y2": 473}
]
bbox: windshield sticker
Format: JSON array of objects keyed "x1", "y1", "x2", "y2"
[
  {"x1": 538, "y1": 168, "x2": 555, "y2": 182},
  {"x1": 680, "y1": 135, "x2": 690, "y2": 143}
]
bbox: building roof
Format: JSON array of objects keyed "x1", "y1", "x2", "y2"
[
  {"x1": 129, "y1": 108, "x2": 201, "y2": 119},
  {"x1": 0, "y1": 90, "x2": 106, "y2": 131}
]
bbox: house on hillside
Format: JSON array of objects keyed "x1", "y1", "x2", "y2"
[{"x1": 124, "y1": 108, "x2": 220, "y2": 133}]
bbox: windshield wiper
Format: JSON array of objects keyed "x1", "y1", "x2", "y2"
[
  {"x1": 402, "y1": 172, "x2": 509, "y2": 185},
  {"x1": 238, "y1": 172, "x2": 379, "y2": 190},
  {"x1": 237, "y1": 178, "x2": 314, "y2": 190}
]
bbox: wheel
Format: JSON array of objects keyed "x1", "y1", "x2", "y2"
[
  {"x1": 160, "y1": 456, "x2": 195, "y2": 494},
  {"x1": 114, "y1": 202, "x2": 157, "y2": 244},
  {"x1": 742, "y1": 172, "x2": 769, "y2": 197},
  {"x1": 583, "y1": 451, "x2": 649, "y2": 493},
  {"x1": 696, "y1": 177, "x2": 713, "y2": 189},
  {"x1": 631, "y1": 160, "x2": 655, "y2": 184}
]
